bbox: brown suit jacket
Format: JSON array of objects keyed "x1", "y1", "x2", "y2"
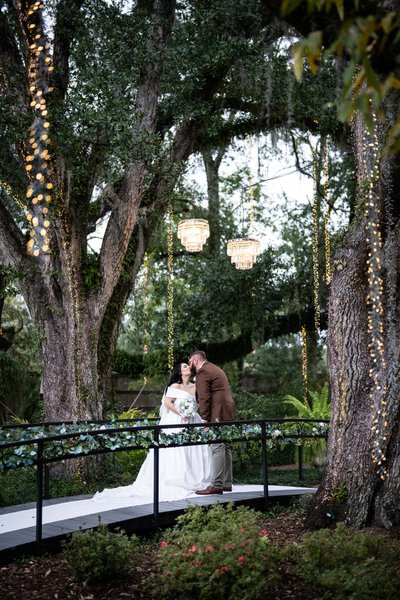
[{"x1": 195, "y1": 361, "x2": 237, "y2": 423}]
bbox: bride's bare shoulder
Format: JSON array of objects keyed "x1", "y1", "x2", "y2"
[{"x1": 169, "y1": 383, "x2": 182, "y2": 389}]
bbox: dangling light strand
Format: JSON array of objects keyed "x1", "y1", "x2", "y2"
[
  {"x1": 18, "y1": 0, "x2": 54, "y2": 257},
  {"x1": 322, "y1": 139, "x2": 332, "y2": 285},
  {"x1": 166, "y1": 200, "x2": 174, "y2": 372},
  {"x1": 301, "y1": 325, "x2": 308, "y2": 404},
  {"x1": 311, "y1": 148, "x2": 320, "y2": 331},
  {"x1": 362, "y1": 110, "x2": 388, "y2": 480},
  {"x1": 142, "y1": 253, "x2": 150, "y2": 385}
]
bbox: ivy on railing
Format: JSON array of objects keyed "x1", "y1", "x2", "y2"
[{"x1": 0, "y1": 420, "x2": 329, "y2": 472}]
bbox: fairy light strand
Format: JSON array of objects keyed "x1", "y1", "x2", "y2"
[
  {"x1": 322, "y1": 139, "x2": 332, "y2": 285},
  {"x1": 18, "y1": 0, "x2": 54, "y2": 256},
  {"x1": 166, "y1": 200, "x2": 174, "y2": 372},
  {"x1": 311, "y1": 148, "x2": 320, "y2": 332},
  {"x1": 301, "y1": 325, "x2": 308, "y2": 404},
  {"x1": 142, "y1": 253, "x2": 150, "y2": 385},
  {"x1": 362, "y1": 111, "x2": 388, "y2": 480}
]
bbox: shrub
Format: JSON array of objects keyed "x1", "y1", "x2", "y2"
[
  {"x1": 232, "y1": 387, "x2": 291, "y2": 419},
  {"x1": 288, "y1": 523, "x2": 400, "y2": 600},
  {"x1": 64, "y1": 524, "x2": 138, "y2": 584},
  {"x1": 152, "y1": 503, "x2": 280, "y2": 600}
]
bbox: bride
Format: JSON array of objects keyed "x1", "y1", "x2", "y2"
[{"x1": 93, "y1": 362, "x2": 212, "y2": 503}]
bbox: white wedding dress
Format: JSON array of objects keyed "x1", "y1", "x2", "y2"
[{"x1": 93, "y1": 387, "x2": 212, "y2": 503}]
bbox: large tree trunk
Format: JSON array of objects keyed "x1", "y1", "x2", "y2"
[{"x1": 306, "y1": 100, "x2": 400, "y2": 529}]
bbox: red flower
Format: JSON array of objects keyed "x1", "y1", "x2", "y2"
[
  {"x1": 259, "y1": 529, "x2": 268, "y2": 536},
  {"x1": 238, "y1": 555, "x2": 245, "y2": 563},
  {"x1": 225, "y1": 543, "x2": 234, "y2": 551},
  {"x1": 219, "y1": 566, "x2": 229, "y2": 573},
  {"x1": 160, "y1": 541, "x2": 168, "y2": 548},
  {"x1": 239, "y1": 526, "x2": 246, "y2": 531},
  {"x1": 188, "y1": 545, "x2": 197, "y2": 553},
  {"x1": 204, "y1": 545, "x2": 214, "y2": 552}
]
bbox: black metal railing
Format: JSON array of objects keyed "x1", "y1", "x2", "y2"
[{"x1": 0, "y1": 418, "x2": 328, "y2": 547}]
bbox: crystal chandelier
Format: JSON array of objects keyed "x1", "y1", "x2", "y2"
[
  {"x1": 177, "y1": 218, "x2": 210, "y2": 252},
  {"x1": 227, "y1": 238, "x2": 261, "y2": 270}
]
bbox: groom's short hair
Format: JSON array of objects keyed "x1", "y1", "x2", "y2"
[{"x1": 189, "y1": 350, "x2": 207, "y2": 361}]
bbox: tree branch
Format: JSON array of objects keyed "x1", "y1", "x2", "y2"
[
  {"x1": 51, "y1": 0, "x2": 86, "y2": 103},
  {"x1": 97, "y1": 0, "x2": 176, "y2": 313},
  {"x1": 0, "y1": 196, "x2": 30, "y2": 271}
]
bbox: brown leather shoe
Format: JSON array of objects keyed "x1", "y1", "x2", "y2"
[
  {"x1": 223, "y1": 486, "x2": 232, "y2": 492},
  {"x1": 195, "y1": 486, "x2": 223, "y2": 495}
]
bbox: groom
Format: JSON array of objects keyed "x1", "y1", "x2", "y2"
[{"x1": 188, "y1": 350, "x2": 237, "y2": 495}]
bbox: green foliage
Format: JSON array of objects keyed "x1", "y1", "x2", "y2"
[
  {"x1": 286, "y1": 0, "x2": 400, "y2": 152},
  {"x1": 283, "y1": 385, "x2": 330, "y2": 420},
  {"x1": 0, "y1": 351, "x2": 41, "y2": 424},
  {"x1": 82, "y1": 253, "x2": 101, "y2": 290},
  {"x1": 152, "y1": 503, "x2": 280, "y2": 600},
  {"x1": 0, "y1": 468, "x2": 36, "y2": 507},
  {"x1": 0, "y1": 419, "x2": 328, "y2": 472},
  {"x1": 112, "y1": 349, "x2": 145, "y2": 379},
  {"x1": 232, "y1": 386, "x2": 291, "y2": 419},
  {"x1": 283, "y1": 385, "x2": 330, "y2": 466},
  {"x1": 64, "y1": 524, "x2": 138, "y2": 584},
  {"x1": 288, "y1": 524, "x2": 400, "y2": 600},
  {"x1": 331, "y1": 481, "x2": 347, "y2": 504}
]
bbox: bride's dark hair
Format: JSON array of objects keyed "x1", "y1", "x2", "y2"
[{"x1": 164, "y1": 363, "x2": 183, "y2": 392}]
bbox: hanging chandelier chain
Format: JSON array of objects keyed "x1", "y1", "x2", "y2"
[{"x1": 167, "y1": 200, "x2": 174, "y2": 372}]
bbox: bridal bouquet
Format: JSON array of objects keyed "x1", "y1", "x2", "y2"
[{"x1": 175, "y1": 397, "x2": 198, "y2": 418}]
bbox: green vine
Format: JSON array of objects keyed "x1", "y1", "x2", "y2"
[{"x1": 0, "y1": 420, "x2": 328, "y2": 472}]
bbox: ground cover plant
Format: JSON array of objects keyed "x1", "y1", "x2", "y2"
[{"x1": 287, "y1": 523, "x2": 400, "y2": 600}]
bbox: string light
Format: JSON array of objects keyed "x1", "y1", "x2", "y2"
[
  {"x1": 301, "y1": 325, "x2": 308, "y2": 404},
  {"x1": 166, "y1": 200, "x2": 174, "y2": 372},
  {"x1": 18, "y1": 1, "x2": 54, "y2": 256},
  {"x1": 142, "y1": 253, "x2": 150, "y2": 386},
  {"x1": 322, "y1": 138, "x2": 332, "y2": 285},
  {"x1": 311, "y1": 148, "x2": 320, "y2": 331},
  {"x1": 0, "y1": 181, "x2": 26, "y2": 214},
  {"x1": 361, "y1": 110, "x2": 388, "y2": 480}
]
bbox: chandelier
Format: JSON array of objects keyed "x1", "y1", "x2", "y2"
[
  {"x1": 177, "y1": 218, "x2": 210, "y2": 252},
  {"x1": 227, "y1": 238, "x2": 261, "y2": 270}
]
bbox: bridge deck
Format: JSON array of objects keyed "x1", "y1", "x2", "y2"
[{"x1": 0, "y1": 484, "x2": 316, "y2": 562}]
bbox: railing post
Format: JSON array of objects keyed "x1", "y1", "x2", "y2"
[
  {"x1": 298, "y1": 445, "x2": 304, "y2": 481},
  {"x1": 153, "y1": 426, "x2": 160, "y2": 522},
  {"x1": 261, "y1": 422, "x2": 269, "y2": 511},
  {"x1": 36, "y1": 439, "x2": 44, "y2": 549}
]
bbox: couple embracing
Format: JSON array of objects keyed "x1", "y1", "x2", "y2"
[{"x1": 94, "y1": 350, "x2": 237, "y2": 504}]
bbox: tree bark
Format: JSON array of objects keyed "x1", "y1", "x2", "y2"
[
  {"x1": 306, "y1": 100, "x2": 400, "y2": 529},
  {"x1": 203, "y1": 148, "x2": 226, "y2": 254}
]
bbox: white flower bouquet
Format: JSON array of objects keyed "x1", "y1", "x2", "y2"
[{"x1": 175, "y1": 397, "x2": 198, "y2": 418}]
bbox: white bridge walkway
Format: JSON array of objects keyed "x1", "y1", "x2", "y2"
[{"x1": 0, "y1": 484, "x2": 316, "y2": 560}]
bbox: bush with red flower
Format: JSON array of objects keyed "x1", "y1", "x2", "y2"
[{"x1": 152, "y1": 503, "x2": 280, "y2": 600}]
